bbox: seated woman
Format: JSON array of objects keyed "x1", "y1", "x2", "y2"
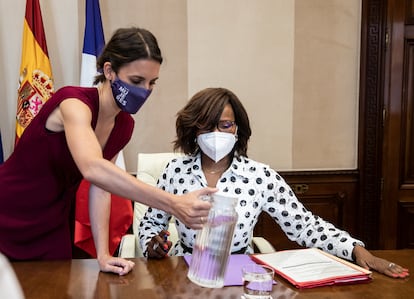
[{"x1": 138, "y1": 87, "x2": 409, "y2": 278}]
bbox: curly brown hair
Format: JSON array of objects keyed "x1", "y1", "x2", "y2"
[{"x1": 174, "y1": 87, "x2": 251, "y2": 157}]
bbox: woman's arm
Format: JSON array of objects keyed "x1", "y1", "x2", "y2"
[
  {"x1": 59, "y1": 98, "x2": 215, "y2": 229},
  {"x1": 89, "y1": 181, "x2": 135, "y2": 275},
  {"x1": 262, "y1": 167, "x2": 361, "y2": 261},
  {"x1": 262, "y1": 166, "x2": 409, "y2": 278}
]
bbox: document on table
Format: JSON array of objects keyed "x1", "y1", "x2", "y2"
[{"x1": 251, "y1": 248, "x2": 372, "y2": 288}]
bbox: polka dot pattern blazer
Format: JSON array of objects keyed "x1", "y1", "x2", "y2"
[{"x1": 138, "y1": 154, "x2": 364, "y2": 260}]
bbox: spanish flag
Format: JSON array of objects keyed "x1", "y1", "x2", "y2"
[
  {"x1": 15, "y1": 0, "x2": 54, "y2": 146},
  {"x1": 74, "y1": 0, "x2": 133, "y2": 258}
]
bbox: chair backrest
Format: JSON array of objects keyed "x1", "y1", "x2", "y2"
[{"x1": 133, "y1": 152, "x2": 182, "y2": 256}]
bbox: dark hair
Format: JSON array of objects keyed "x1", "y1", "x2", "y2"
[
  {"x1": 94, "y1": 27, "x2": 163, "y2": 85},
  {"x1": 174, "y1": 87, "x2": 251, "y2": 157}
]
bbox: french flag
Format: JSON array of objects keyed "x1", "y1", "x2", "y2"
[
  {"x1": 75, "y1": 0, "x2": 133, "y2": 258},
  {"x1": 80, "y1": 0, "x2": 126, "y2": 169},
  {"x1": 80, "y1": 0, "x2": 105, "y2": 87}
]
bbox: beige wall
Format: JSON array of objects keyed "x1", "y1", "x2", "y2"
[
  {"x1": 187, "y1": 0, "x2": 295, "y2": 170},
  {"x1": 293, "y1": 0, "x2": 361, "y2": 170},
  {"x1": 0, "y1": 0, "x2": 361, "y2": 173}
]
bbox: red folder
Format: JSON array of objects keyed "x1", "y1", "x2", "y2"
[{"x1": 250, "y1": 248, "x2": 372, "y2": 289}]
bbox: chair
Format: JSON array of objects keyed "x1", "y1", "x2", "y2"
[
  {"x1": 119, "y1": 152, "x2": 180, "y2": 258},
  {"x1": 118, "y1": 152, "x2": 275, "y2": 258}
]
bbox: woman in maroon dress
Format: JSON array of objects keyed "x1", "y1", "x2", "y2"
[{"x1": 0, "y1": 27, "x2": 214, "y2": 275}]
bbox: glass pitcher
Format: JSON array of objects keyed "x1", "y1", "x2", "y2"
[{"x1": 187, "y1": 193, "x2": 238, "y2": 288}]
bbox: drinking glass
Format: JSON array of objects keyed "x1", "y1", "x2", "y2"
[{"x1": 242, "y1": 264, "x2": 274, "y2": 299}]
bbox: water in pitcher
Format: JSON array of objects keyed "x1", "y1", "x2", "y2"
[{"x1": 187, "y1": 194, "x2": 238, "y2": 288}]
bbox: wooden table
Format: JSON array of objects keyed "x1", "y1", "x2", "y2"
[{"x1": 12, "y1": 250, "x2": 413, "y2": 299}]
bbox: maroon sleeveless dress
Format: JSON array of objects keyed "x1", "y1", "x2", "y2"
[{"x1": 0, "y1": 86, "x2": 134, "y2": 260}]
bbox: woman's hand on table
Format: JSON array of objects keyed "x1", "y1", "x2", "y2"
[
  {"x1": 97, "y1": 254, "x2": 135, "y2": 276},
  {"x1": 353, "y1": 245, "x2": 409, "y2": 278}
]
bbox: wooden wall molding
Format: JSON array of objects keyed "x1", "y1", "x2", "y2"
[{"x1": 358, "y1": 0, "x2": 387, "y2": 249}]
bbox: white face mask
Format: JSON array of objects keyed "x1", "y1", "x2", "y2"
[{"x1": 197, "y1": 132, "x2": 236, "y2": 163}]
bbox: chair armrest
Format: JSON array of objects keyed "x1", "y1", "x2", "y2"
[
  {"x1": 118, "y1": 234, "x2": 136, "y2": 258},
  {"x1": 252, "y1": 236, "x2": 276, "y2": 253}
]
